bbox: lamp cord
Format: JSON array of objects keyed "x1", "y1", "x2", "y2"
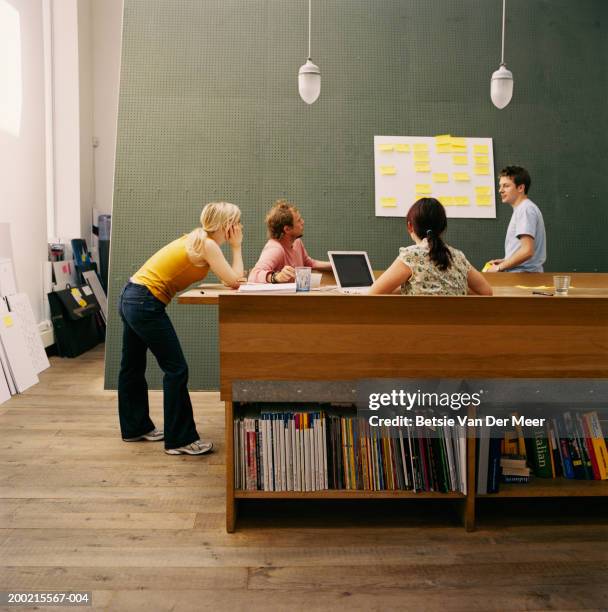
[
  {"x1": 308, "y1": 0, "x2": 312, "y2": 60},
  {"x1": 501, "y1": 0, "x2": 506, "y2": 65}
]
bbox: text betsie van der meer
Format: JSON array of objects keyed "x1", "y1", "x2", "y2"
[{"x1": 366, "y1": 391, "x2": 545, "y2": 428}]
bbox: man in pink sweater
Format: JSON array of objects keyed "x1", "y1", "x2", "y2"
[{"x1": 248, "y1": 200, "x2": 332, "y2": 283}]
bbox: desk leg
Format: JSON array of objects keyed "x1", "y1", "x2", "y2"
[
  {"x1": 226, "y1": 496, "x2": 237, "y2": 533},
  {"x1": 225, "y1": 400, "x2": 237, "y2": 533},
  {"x1": 464, "y1": 421, "x2": 477, "y2": 532}
]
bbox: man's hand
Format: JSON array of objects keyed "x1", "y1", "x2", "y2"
[
  {"x1": 275, "y1": 266, "x2": 295, "y2": 283},
  {"x1": 226, "y1": 224, "x2": 243, "y2": 248},
  {"x1": 485, "y1": 258, "x2": 504, "y2": 273}
]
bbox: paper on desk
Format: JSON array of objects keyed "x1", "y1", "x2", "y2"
[
  {"x1": 515, "y1": 285, "x2": 575, "y2": 289},
  {"x1": 238, "y1": 283, "x2": 297, "y2": 294}
]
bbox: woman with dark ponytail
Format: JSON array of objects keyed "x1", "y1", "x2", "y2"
[{"x1": 369, "y1": 198, "x2": 492, "y2": 296}]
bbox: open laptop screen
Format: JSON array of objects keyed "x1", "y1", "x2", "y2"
[{"x1": 331, "y1": 253, "x2": 374, "y2": 288}]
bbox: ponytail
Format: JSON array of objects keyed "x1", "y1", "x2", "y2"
[
  {"x1": 426, "y1": 229, "x2": 452, "y2": 271},
  {"x1": 407, "y1": 198, "x2": 452, "y2": 271}
]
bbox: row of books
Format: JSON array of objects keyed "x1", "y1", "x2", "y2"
[
  {"x1": 477, "y1": 411, "x2": 608, "y2": 494},
  {"x1": 234, "y1": 409, "x2": 467, "y2": 493}
]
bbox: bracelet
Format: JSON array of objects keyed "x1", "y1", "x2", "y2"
[{"x1": 271, "y1": 272, "x2": 277, "y2": 284}]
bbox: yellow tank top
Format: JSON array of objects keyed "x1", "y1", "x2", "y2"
[{"x1": 131, "y1": 235, "x2": 209, "y2": 304}]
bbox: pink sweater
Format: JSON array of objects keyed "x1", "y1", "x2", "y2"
[{"x1": 248, "y1": 238, "x2": 323, "y2": 283}]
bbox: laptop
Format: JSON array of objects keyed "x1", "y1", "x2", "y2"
[{"x1": 328, "y1": 251, "x2": 375, "y2": 294}]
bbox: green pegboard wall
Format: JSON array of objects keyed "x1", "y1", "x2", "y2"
[{"x1": 105, "y1": 0, "x2": 608, "y2": 390}]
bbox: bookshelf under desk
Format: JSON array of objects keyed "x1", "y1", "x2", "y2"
[
  {"x1": 179, "y1": 273, "x2": 608, "y2": 532},
  {"x1": 479, "y1": 478, "x2": 608, "y2": 498}
]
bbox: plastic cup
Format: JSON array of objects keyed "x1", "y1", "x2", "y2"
[
  {"x1": 295, "y1": 267, "x2": 312, "y2": 292},
  {"x1": 311, "y1": 272, "x2": 322, "y2": 288},
  {"x1": 553, "y1": 275, "x2": 571, "y2": 296}
]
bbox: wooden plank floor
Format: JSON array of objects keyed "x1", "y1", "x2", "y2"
[{"x1": 0, "y1": 345, "x2": 606, "y2": 611}]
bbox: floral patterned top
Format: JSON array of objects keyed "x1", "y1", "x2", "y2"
[{"x1": 398, "y1": 240, "x2": 472, "y2": 295}]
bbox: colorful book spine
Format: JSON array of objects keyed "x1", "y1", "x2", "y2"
[{"x1": 584, "y1": 411, "x2": 608, "y2": 480}]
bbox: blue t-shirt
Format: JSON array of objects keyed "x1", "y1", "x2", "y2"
[{"x1": 504, "y1": 198, "x2": 546, "y2": 272}]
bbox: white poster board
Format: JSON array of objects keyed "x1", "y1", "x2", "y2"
[
  {"x1": 374, "y1": 135, "x2": 496, "y2": 219},
  {"x1": 0, "y1": 298, "x2": 14, "y2": 398},
  {"x1": 52, "y1": 260, "x2": 78, "y2": 290},
  {"x1": 0, "y1": 258, "x2": 17, "y2": 297},
  {"x1": 0, "y1": 312, "x2": 39, "y2": 393},
  {"x1": 7, "y1": 293, "x2": 50, "y2": 374},
  {"x1": 83, "y1": 270, "x2": 107, "y2": 323},
  {"x1": 0, "y1": 358, "x2": 10, "y2": 405}
]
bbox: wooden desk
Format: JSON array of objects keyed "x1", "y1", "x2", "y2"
[
  {"x1": 179, "y1": 273, "x2": 608, "y2": 531},
  {"x1": 178, "y1": 272, "x2": 608, "y2": 304}
]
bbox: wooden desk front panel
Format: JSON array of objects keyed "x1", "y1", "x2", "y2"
[{"x1": 218, "y1": 295, "x2": 608, "y2": 400}]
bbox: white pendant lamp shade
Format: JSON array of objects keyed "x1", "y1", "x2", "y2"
[
  {"x1": 491, "y1": 64, "x2": 513, "y2": 109},
  {"x1": 491, "y1": 0, "x2": 514, "y2": 109},
  {"x1": 298, "y1": 59, "x2": 321, "y2": 104},
  {"x1": 298, "y1": 0, "x2": 321, "y2": 104}
]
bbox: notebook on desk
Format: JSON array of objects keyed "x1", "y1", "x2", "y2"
[{"x1": 328, "y1": 251, "x2": 374, "y2": 294}]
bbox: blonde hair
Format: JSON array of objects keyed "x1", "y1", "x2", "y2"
[{"x1": 185, "y1": 202, "x2": 241, "y2": 265}]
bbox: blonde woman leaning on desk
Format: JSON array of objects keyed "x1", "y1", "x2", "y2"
[
  {"x1": 118, "y1": 202, "x2": 245, "y2": 456},
  {"x1": 369, "y1": 198, "x2": 492, "y2": 296}
]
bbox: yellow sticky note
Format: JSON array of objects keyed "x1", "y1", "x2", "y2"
[
  {"x1": 433, "y1": 173, "x2": 449, "y2": 183},
  {"x1": 455, "y1": 196, "x2": 470, "y2": 206},
  {"x1": 454, "y1": 172, "x2": 470, "y2": 181},
  {"x1": 379, "y1": 144, "x2": 394, "y2": 152},
  {"x1": 415, "y1": 184, "x2": 432, "y2": 194},
  {"x1": 380, "y1": 197, "x2": 397, "y2": 208},
  {"x1": 474, "y1": 166, "x2": 490, "y2": 175},
  {"x1": 474, "y1": 144, "x2": 489, "y2": 154},
  {"x1": 452, "y1": 155, "x2": 468, "y2": 165},
  {"x1": 2, "y1": 315, "x2": 13, "y2": 328},
  {"x1": 475, "y1": 186, "x2": 492, "y2": 196},
  {"x1": 413, "y1": 151, "x2": 430, "y2": 161},
  {"x1": 476, "y1": 195, "x2": 492, "y2": 206},
  {"x1": 380, "y1": 166, "x2": 396, "y2": 176},
  {"x1": 413, "y1": 143, "x2": 429, "y2": 152},
  {"x1": 441, "y1": 197, "x2": 455, "y2": 206},
  {"x1": 436, "y1": 144, "x2": 451, "y2": 154},
  {"x1": 450, "y1": 137, "x2": 466, "y2": 148},
  {"x1": 395, "y1": 144, "x2": 410, "y2": 153},
  {"x1": 414, "y1": 163, "x2": 431, "y2": 172},
  {"x1": 435, "y1": 134, "x2": 452, "y2": 145},
  {"x1": 474, "y1": 155, "x2": 489, "y2": 165}
]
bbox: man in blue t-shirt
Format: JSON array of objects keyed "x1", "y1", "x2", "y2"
[{"x1": 487, "y1": 165, "x2": 546, "y2": 272}]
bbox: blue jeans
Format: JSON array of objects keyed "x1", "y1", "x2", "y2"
[{"x1": 118, "y1": 282, "x2": 199, "y2": 449}]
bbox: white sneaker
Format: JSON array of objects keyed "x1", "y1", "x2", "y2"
[
  {"x1": 165, "y1": 440, "x2": 214, "y2": 455},
  {"x1": 123, "y1": 428, "x2": 164, "y2": 442}
]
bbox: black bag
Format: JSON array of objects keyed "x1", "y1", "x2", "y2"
[{"x1": 48, "y1": 285, "x2": 105, "y2": 357}]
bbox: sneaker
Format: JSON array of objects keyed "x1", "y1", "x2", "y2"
[
  {"x1": 165, "y1": 440, "x2": 214, "y2": 455},
  {"x1": 123, "y1": 428, "x2": 164, "y2": 442}
]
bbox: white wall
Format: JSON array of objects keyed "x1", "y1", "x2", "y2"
[
  {"x1": 51, "y1": 0, "x2": 82, "y2": 241},
  {"x1": 0, "y1": 0, "x2": 49, "y2": 322},
  {"x1": 78, "y1": 0, "x2": 95, "y2": 240},
  {"x1": 0, "y1": 0, "x2": 123, "y2": 327},
  {"x1": 92, "y1": 0, "x2": 123, "y2": 216}
]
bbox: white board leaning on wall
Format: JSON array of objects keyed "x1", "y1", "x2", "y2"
[{"x1": 374, "y1": 135, "x2": 496, "y2": 219}]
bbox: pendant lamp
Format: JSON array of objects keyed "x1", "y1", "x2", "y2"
[
  {"x1": 298, "y1": 0, "x2": 321, "y2": 104},
  {"x1": 491, "y1": 0, "x2": 514, "y2": 109}
]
